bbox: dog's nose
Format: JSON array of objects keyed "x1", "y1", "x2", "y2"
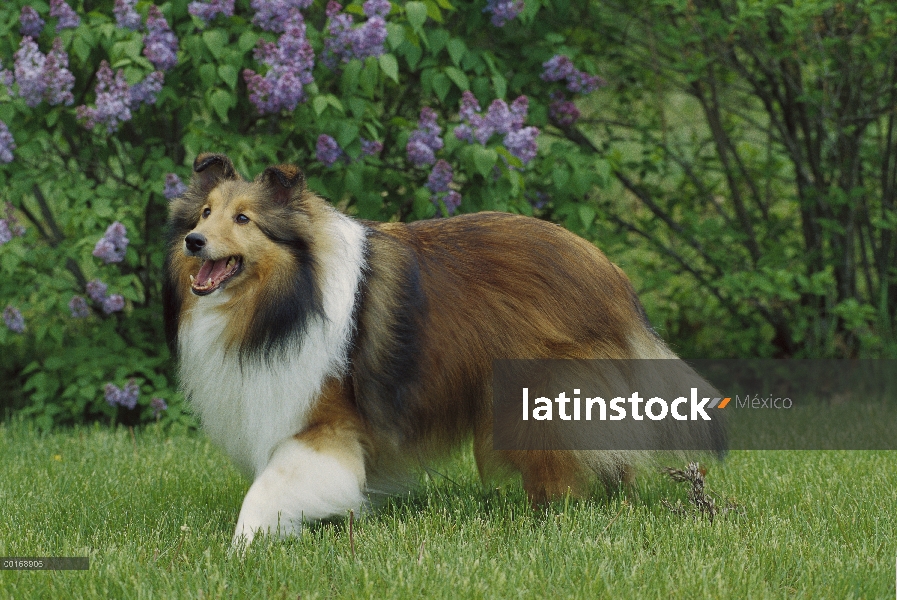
[{"x1": 185, "y1": 233, "x2": 207, "y2": 254}]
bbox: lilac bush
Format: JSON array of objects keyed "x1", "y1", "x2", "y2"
[
  {"x1": 4, "y1": 306, "x2": 25, "y2": 334},
  {"x1": 189, "y1": 0, "x2": 236, "y2": 23},
  {"x1": 76, "y1": 61, "x2": 132, "y2": 132},
  {"x1": 316, "y1": 134, "x2": 343, "y2": 167},
  {"x1": 485, "y1": 0, "x2": 525, "y2": 27},
  {"x1": 69, "y1": 296, "x2": 90, "y2": 318},
  {"x1": 407, "y1": 107, "x2": 444, "y2": 167},
  {"x1": 243, "y1": 11, "x2": 315, "y2": 113},
  {"x1": 104, "y1": 380, "x2": 139, "y2": 410},
  {"x1": 0, "y1": 121, "x2": 15, "y2": 164},
  {"x1": 50, "y1": 0, "x2": 80, "y2": 32},
  {"x1": 164, "y1": 174, "x2": 188, "y2": 200},
  {"x1": 251, "y1": 0, "x2": 313, "y2": 32},
  {"x1": 322, "y1": 0, "x2": 389, "y2": 67},
  {"x1": 455, "y1": 92, "x2": 539, "y2": 165}
]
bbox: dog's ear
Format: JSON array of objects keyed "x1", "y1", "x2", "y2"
[
  {"x1": 258, "y1": 164, "x2": 306, "y2": 205},
  {"x1": 192, "y1": 153, "x2": 239, "y2": 193}
]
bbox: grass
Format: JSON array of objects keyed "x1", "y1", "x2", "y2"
[{"x1": 0, "y1": 419, "x2": 894, "y2": 599}]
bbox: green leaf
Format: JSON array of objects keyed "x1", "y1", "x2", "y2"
[
  {"x1": 379, "y1": 53, "x2": 400, "y2": 83},
  {"x1": 386, "y1": 22, "x2": 405, "y2": 50},
  {"x1": 238, "y1": 31, "x2": 259, "y2": 52},
  {"x1": 217, "y1": 64, "x2": 238, "y2": 90},
  {"x1": 446, "y1": 38, "x2": 466, "y2": 66},
  {"x1": 210, "y1": 89, "x2": 232, "y2": 122},
  {"x1": 202, "y1": 30, "x2": 228, "y2": 60},
  {"x1": 491, "y1": 74, "x2": 507, "y2": 99},
  {"x1": 472, "y1": 145, "x2": 498, "y2": 177},
  {"x1": 579, "y1": 205, "x2": 596, "y2": 229},
  {"x1": 424, "y1": 0, "x2": 444, "y2": 22},
  {"x1": 336, "y1": 122, "x2": 360, "y2": 148},
  {"x1": 444, "y1": 67, "x2": 469, "y2": 91},
  {"x1": 199, "y1": 64, "x2": 217, "y2": 88},
  {"x1": 313, "y1": 95, "x2": 329, "y2": 116},
  {"x1": 406, "y1": 2, "x2": 428, "y2": 30},
  {"x1": 432, "y1": 72, "x2": 450, "y2": 101}
]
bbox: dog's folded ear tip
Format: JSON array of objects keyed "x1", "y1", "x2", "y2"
[
  {"x1": 261, "y1": 164, "x2": 306, "y2": 193},
  {"x1": 193, "y1": 153, "x2": 232, "y2": 173}
]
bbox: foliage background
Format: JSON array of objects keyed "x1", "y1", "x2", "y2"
[{"x1": 1, "y1": 0, "x2": 896, "y2": 428}]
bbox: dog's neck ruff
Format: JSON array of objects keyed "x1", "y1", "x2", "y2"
[{"x1": 177, "y1": 209, "x2": 367, "y2": 479}]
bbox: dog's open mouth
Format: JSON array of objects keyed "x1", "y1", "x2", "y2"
[{"x1": 191, "y1": 256, "x2": 243, "y2": 296}]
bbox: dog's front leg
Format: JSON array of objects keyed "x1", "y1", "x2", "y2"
[{"x1": 231, "y1": 433, "x2": 366, "y2": 549}]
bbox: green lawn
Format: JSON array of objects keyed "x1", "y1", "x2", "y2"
[{"x1": 0, "y1": 419, "x2": 894, "y2": 599}]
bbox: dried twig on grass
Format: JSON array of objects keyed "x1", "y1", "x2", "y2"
[{"x1": 661, "y1": 462, "x2": 741, "y2": 522}]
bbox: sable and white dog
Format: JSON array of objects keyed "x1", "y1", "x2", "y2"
[{"x1": 163, "y1": 153, "x2": 723, "y2": 545}]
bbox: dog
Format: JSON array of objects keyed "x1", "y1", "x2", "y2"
[{"x1": 163, "y1": 153, "x2": 724, "y2": 546}]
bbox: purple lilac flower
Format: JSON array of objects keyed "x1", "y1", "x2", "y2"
[
  {"x1": 455, "y1": 92, "x2": 539, "y2": 165},
  {"x1": 189, "y1": 0, "x2": 235, "y2": 23},
  {"x1": 144, "y1": 6, "x2": 178, "y2": 71},
  {"x1": 503, "y1": 126, "x2": 539, "y2": 164},
  {"x1": 13, "y1": 37, "x2": 47, "y2": 108},
  {"x1": 549, "y1": 92, "x2": 580, "y2": 126},
  {"x1": 406, "y1": 107, "x2": 443, "y2": 168},
  {"x1": 361, "y1": 138, "x2": 383, "y2": 157},
  {"x1": 4, "y1": 306, "x2": 25, "y2": 333},
  {"x1": 251, "y1": 0, "x2": 313, "y2": 32},
  {"x1": 244, "y1": 12, "x2": 315, "y2": 113},
  {"x1": 86, "y1": 280, "x2": 109, "y2": 304},
  {"x1": 151, "y1": 397, "x2": 168, "y2": 418},
  {"x1": 0, "y1": 221, "x2": 11, "y2": 245},
  {"x1": 316, "y1": 134, "x2": 343, "y2": 167},
  {"x1": 0, "y1": 121, "x2": 15, "y2": 164},
  {"x1": 426, "y1": 160, "x2": 453, "y2": 194},
  {"x1": 322, "y1": 1, "x2": 388, "y2": 67},
  {"x1": 44, "y1": 38, "x2": 75, "y2": 106},
  {"x1": 77, "y1": 61, "x2": 132, "y2": 132},
  {"x1": 20, "y1": 7, "x2": 45, "y2": 38},
  {"x1": 0, "y1": 63, "x2": 13, "y2": 95},
  {"x1": 93, "y1": 221, "x2": 129, "y2": 264},
  {"x1": 541, "y1": 55, "x2": 576, "y2": 82},
  {"x1": 69, "y1": 296, "x2": 90, "y2": 318},
  {"x1": 541, "y1": 54, "x2": 606, "y2": 94},
  {"x1": 114, "y1": 0, "x2": 142, "y2": 30},
  {"x1": 50, "y1": 0, "x2": 80, "y2": 32},
  {"x1": 102, "y1": 294, "x2": 125, "y2": 314},
  {"x1": 442, "y1": 190, "x2": 461, "y2": 215},
  {"x1": 484, "y1": 0, "x2": 524, "y2": 27},
  {"x1": 129, "y1": 71, "x2": 164, "y2": 107},
  {"x1": 164, "y1": 173, "x2": 188, "y2": 199},
  {"x1": 104, "y1": 380, "x2": 139, "y2": 410}
]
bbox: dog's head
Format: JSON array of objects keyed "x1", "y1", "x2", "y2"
[{"x1": 169, "y1": 153, "x2": 311, "y2": 297}]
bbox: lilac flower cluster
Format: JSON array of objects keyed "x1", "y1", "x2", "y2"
[
  {"x1": 0, "y1": 121, "x2": 16, "y2": 164},
  {"x1": 541, "y1": 55, "x2": 605, "y2": 94},
  {"x1": 426, "y1": 160, "x2": 462, "y2": 215},
  {"x1": 244, "y1": 12, "x2": 315, "y2": 113},
  {"x1": 87, "y1": 279, "x2": 125, "y2": 314},
  {"x1": 251, "y1": 0, "x2": 313, "y2": 32},
  {"x1": 77, "y1": 62, "x2": 162, "y2": 132},
  {"x1": 7, "y1": 37, "x2": 76, "y2": 107},
  {"x1": 407, "y1": 107, "x2": 444, "y2": 168},
  {"x1": 114, "y1": 0, "x2": 142, "y2": 30},
  {"x1": 484, "y1": 0, "x2": 524, "y2": 27},
  {"x1": 129, "y1": 71, "x2": 164, "y2": 106},
  {"x1": 316, "y1": 134, "x2": 343, "y2": 167},
  {"x1": 549, "y1": 91, "x2": 580, "y2": 127},
  {"x1": 77, "y1": 61, "x2": 130, "y2": 132},
  {"x1": 144, "y1": 6, "x2": 178, "y2": 71},
  {"x1": 322, "y1": 0, "x2": 389, "y2": 67},
  {"x1": 455, "y1": 91, "x2": 539, "y2": 165},
  {"x1": 50, "y1": 0, "x2": 80, "y2": 32},
  {"x1": 3, "y1": 306, "x2": 25, "y2": 334},
  {"x1": 151, "y1": 397, "x2": 168, "y2": 418},
  {"x1": 20, "y1": 7, "x2": 45, "y2": 38},
  {"x1": 69, "y1": 295, "x2": 90, "y2": 318},
  {"x1": 361, "y1": 138, "x2": 383, "y2": 157},
  {"x1": 189, "y1": 0, "x2": 235, "y2": 23},
  {"x1": 164, "y1": 174, "x2": 188, "y2": 199},
  {"x1": 0, "y1": 202, "x2": 27, "y2": 243},
  {"x1": 93, "y1": 222, "x2": 129, "y2": 264},
  {"x1": 105, "y1": 380, "x2": 139, "y2": 410}
]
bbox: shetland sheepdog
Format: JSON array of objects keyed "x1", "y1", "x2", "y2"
[{"x1": 163, "y1": 153, "x2": 723, "y2": 546}]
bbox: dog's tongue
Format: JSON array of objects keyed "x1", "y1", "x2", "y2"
[{"x1": 196, "y1": 258, "x2": 230, "y2": 286}]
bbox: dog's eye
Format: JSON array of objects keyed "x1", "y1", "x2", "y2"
[
  {"x1": 235, "y1": 214, "x2": 250, "y2": 225},
  {"x1": 202, "y1": 208, "x2": 211, "y2": 218}
]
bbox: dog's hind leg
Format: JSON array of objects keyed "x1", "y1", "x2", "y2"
[{"x1": 231, "y1": 428, "x2": 366, "y2": 548}]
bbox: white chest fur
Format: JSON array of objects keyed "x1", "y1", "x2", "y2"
[{"x1": 177, "y1": 212, "x2": 367, "y2": 479}]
